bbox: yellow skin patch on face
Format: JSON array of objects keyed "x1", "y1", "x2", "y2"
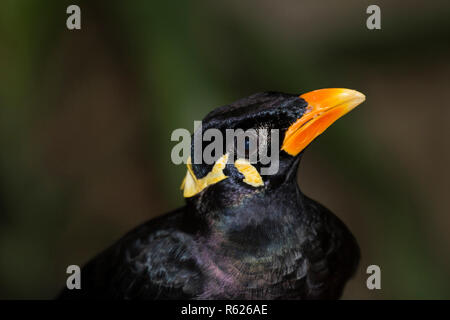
[
  {"x1": 234, "y1": 158, "x2": 264, "y2": 187},
  {"x1": 181, "y1": 153, "x2": 229, "y2": 197}
]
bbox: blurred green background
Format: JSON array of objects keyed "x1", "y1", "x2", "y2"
[{"x1": 0, "y1": 0, "x2": 449, "y2": 299}]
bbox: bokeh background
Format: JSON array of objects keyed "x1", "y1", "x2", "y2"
[{"x1": 1, "y1": 0, "x2": 449, "y2": 299}]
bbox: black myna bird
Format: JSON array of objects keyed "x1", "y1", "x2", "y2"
[{"x1": 58, "y1": 88, "x2": 365, "y2": 299}]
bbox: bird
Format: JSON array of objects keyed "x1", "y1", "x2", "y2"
[{"x1": 58, "y1": 88, "x2": 365, "y2": 300}]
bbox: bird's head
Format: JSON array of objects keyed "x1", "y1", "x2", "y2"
[{"x1": 181, "y1": 88, "x2": 365, "y2": 211}]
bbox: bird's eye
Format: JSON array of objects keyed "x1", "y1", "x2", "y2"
[
  {"x1": 244, "y1": 138, "x2": 250, "y2": 151},
  {"x1": 232, "y1": 130, "x2": 259, "y2": 160}
]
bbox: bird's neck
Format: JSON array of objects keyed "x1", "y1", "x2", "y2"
[{"x1": 186, "y1": 179, "x2": 305, "y2": 245}]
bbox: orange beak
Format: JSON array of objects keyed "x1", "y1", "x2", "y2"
[{"x1": 281, "y1": 88, "x2": 366, "y2": 156}]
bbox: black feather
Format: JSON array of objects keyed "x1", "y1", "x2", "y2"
[{"x1": 57, "y1": 92, "x2": 360, "y2": 300}]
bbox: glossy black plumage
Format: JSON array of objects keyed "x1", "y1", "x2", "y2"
[{"x1": 58, "y1": 92, "x2": 360, "y2": 300}]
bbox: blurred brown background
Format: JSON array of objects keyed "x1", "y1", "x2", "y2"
[{"x1": 0, "y1": 0, "x2": 449, "y2": 299}]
